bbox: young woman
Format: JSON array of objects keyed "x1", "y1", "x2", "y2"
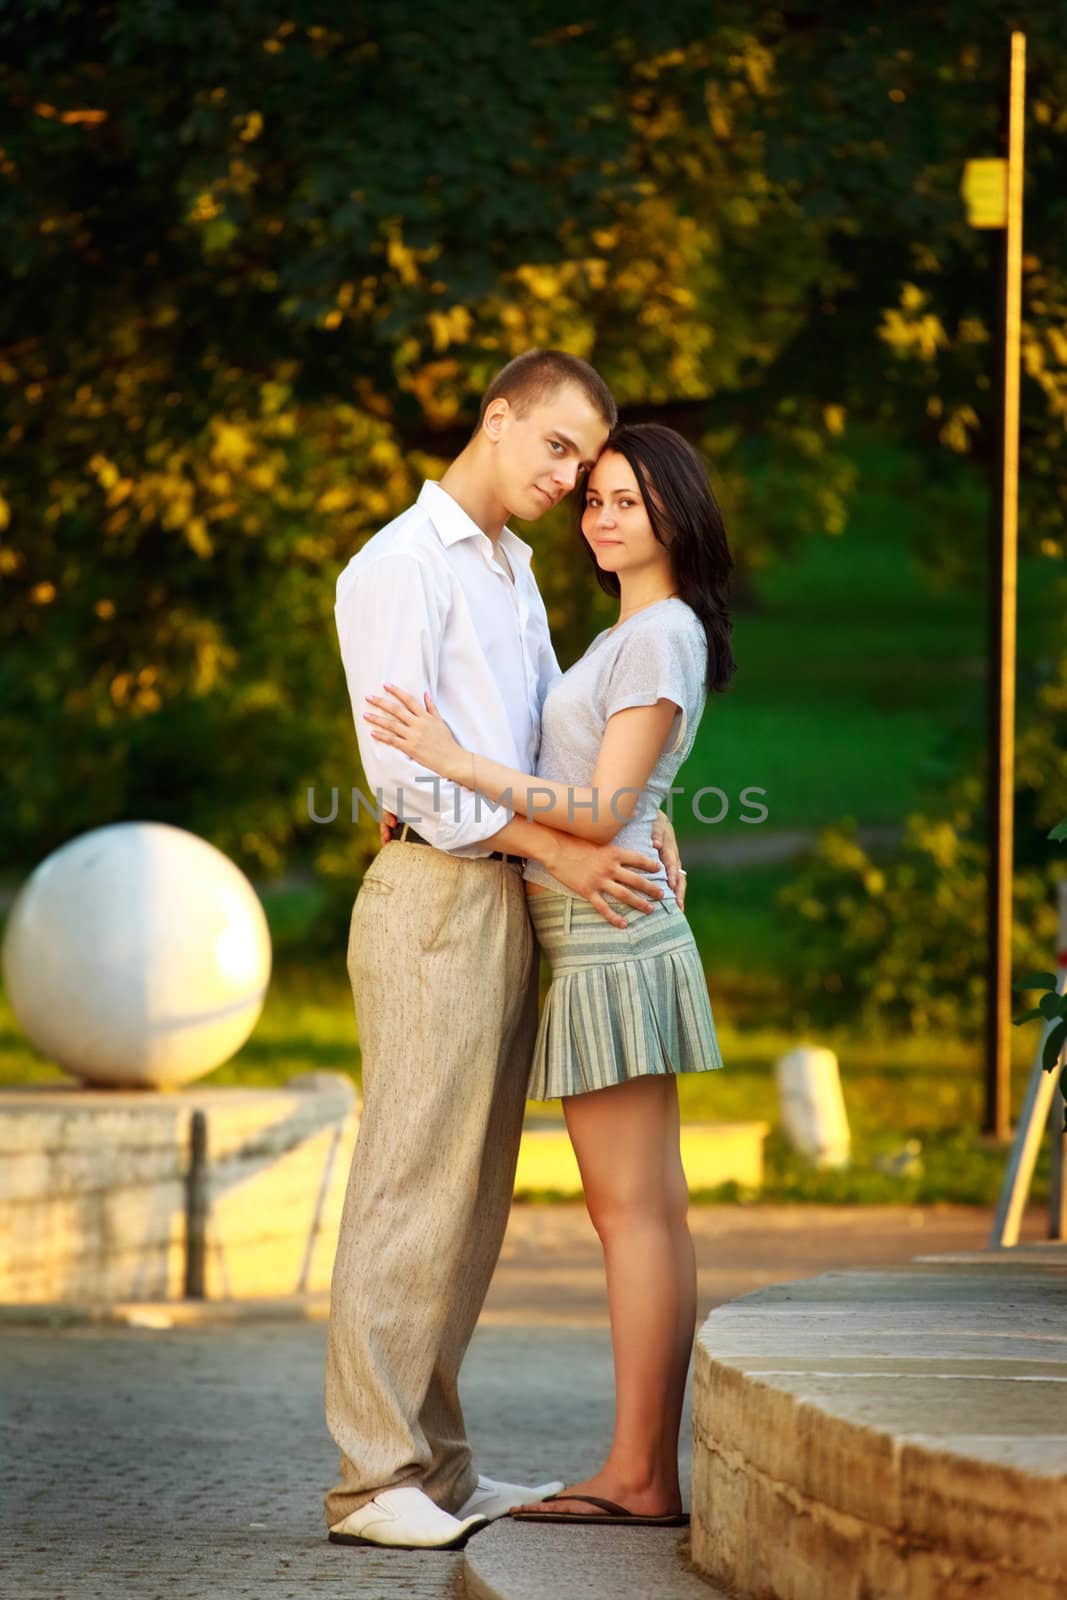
[{"x1": 363, "y1": 423, "x2": 736, "y2": 1527}]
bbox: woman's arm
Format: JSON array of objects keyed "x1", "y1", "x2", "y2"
[{"x1": 363, "y1": 684, "x2": 678, "y2": 846}]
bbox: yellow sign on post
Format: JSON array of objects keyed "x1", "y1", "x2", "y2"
[{"x1": 962, "y1": 158, "x2": 1008, "y2": 228}]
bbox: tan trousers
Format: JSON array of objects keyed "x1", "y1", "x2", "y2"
[{"x1": 323, "y1": 842, "x2": 538, "y2": 1527}]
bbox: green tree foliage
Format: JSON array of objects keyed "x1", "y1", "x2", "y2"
[{"x1": 1, "y1": 1, "x2": 1065, "y2": 908}]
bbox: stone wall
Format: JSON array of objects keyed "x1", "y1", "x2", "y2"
[
  {"x1": 690, "y1": 1257, "x2": 1067, "y2": 1600},
  {"x1": 0, "y1": 1074, "x2": 359, "y2": 1303}
]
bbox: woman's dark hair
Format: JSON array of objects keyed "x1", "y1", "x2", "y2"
[{"x1": 581, "y1": 422, "x2": 736, "y2": 694}]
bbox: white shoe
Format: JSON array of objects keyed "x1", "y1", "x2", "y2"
[
  {"x1": 455, "y1": 1474, "x2": 566, "y2": 1523},
  {"x1": 328, "y1": 1485, "x2": 488, "y2": 1550}
]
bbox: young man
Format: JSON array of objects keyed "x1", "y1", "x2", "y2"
[{"x1": 325, "y1": 350, "x2": 682, "y2": 1550}]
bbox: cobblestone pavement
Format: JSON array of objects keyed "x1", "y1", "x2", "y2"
[
  {"x1": 0, "y1": 1321, "x2": 617, "y2": 1600},
  {"x1": 0, "y1": 1205, "x2": 1030, "y2": 1600}
]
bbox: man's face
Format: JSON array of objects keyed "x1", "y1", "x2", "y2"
[{"x1": 487, "y1": 383, "x2": 611, "y2": 523}]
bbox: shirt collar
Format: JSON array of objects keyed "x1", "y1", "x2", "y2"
[
  {"x1": 499, "y1": 525, "x2": 534, "y2": 568},
  {"x1": 418, "y1": 479, "x2": 534, "y2": 569}
]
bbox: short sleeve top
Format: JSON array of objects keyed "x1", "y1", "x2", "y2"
[{"x1": 523, "y1": 598, "x2": 709, "y2": 902}]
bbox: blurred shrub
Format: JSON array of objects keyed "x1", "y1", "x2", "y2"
[{"x1": 778, "y1": 642, "x2": 1067, "y2": 1035}]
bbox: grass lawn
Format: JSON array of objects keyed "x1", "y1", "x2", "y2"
[
  {"x1": 1, "y1": 912, "x2": 1047, "y2": 1206},
  {"x1": 676, "y1": 434, "x2": 1061, "y2": 836},
  {"x1": 1, "y1": 434, "x2": 1059, "y2": 1206}
]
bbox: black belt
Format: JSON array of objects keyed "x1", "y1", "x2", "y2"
[{"x1": 395, "y1": 823, "x2": 524, "y2": 866}]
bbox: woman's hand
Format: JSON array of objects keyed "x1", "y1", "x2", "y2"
[{"x1": 364, "y1": 684, "x2": 469, "y2": 785}]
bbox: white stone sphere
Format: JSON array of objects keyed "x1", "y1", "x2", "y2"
[{"x1": 2, "y1": 822, "x2": 272, "y2": 1088}]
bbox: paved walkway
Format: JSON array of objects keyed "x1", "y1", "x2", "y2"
[{"x1": 0, "y1": 1206, "x2": 1043, "y2": 1599}]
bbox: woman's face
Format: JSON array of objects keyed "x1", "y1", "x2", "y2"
[{"x1": 581, "y1": 450, "x2": 673, "y2": 584}]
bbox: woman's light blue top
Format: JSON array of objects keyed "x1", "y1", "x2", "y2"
[{"x1": 522, "y1": 598, "x2": 708, "y2": 904}]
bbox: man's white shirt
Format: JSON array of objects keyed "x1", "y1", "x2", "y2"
[{"x1": 334, "y1": 480, "x2": 562, "y2": 855}]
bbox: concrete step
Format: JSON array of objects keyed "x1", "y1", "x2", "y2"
[
  {"x1": 463, "y1": 1520, "x2": 728, "y2": 1600},
  {"x1": 690, "y1": 1248, "x2": 1067, "y2": 1599}
]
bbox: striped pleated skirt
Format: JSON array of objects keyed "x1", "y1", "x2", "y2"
[{"x1": 525, "y1": 889, "x2": 724, "y2": 1101}]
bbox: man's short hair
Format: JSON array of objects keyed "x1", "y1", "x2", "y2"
[{"x1": 477, "y1": 349, "x2": 617, "y2": 432}]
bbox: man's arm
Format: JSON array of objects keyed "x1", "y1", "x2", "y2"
[
  {"x1": 336, "y1": 553, "x2": 515, "y2": 853},
  {"x1": 378, "y1": 804, "x2": 683, "y2": 918},
  {"x1": 376, "y1": 803, "x2": 665, "y2": 930},
  {"x1": 475, "y1": 813, "x2": 665, "y2": 930}
]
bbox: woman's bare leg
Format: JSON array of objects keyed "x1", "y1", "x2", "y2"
[
  {"x1": 514, "y1": 1073, "x2": 695, "y2": 1516},
  {"x1": 659, "y1": 1081, "x2": 697, "y2": 1486}
]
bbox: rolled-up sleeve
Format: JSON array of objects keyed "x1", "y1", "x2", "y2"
[{"x1": 334, "y1": 553, "x2": 509, "y2": 851}]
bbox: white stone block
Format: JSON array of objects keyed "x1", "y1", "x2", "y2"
[
  {"x1": 0, "y1": 1080, "x2": 359, "y2": 1303},
  {"x1": 775, "y1": 1045, "x2": 851, "y2": 1168}
]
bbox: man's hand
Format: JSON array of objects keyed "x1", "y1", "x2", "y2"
[
  {"x1": 651, "y1": 808, "x2": 686, "y2": 912},
  {"x1": 548, "y1": 834, "x2": 664, "y2": 930},
  {"x1": 379, "y1": 807, "x2": 397, "y2": 849}
]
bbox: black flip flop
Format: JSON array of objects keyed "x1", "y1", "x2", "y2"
[{"x1": 509, "y1": 1492, "x2": 689, "y2": 1527}]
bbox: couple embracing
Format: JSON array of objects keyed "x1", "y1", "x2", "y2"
[{"x1": 325, "y1": 350, "x2": 736, "y2": 1550}]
